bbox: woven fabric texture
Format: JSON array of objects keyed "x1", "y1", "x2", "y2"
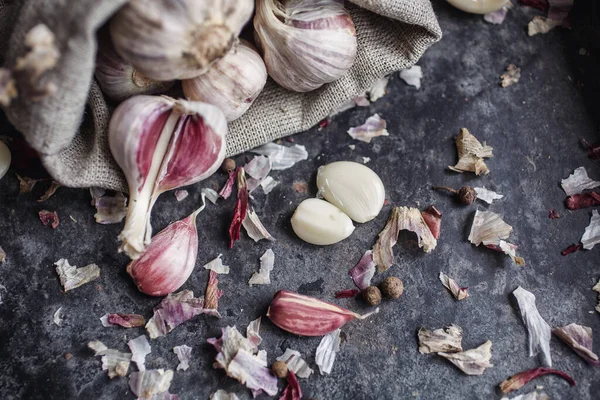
[{"x1": 1, "y1": 0, "x2": 441, "y2": 191}]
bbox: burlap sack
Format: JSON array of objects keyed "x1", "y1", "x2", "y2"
[{"x1": 0, "y1": 0, "x2": 441, "y2": 192}]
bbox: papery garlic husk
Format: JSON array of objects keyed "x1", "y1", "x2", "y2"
[
  {"x1": 182, "y1": 40, "x2": 267, "y2": 121},
  {"x1": 254, "y1": 0, "x2": 357, "y2": 92},
  {"x1": 267, "y1": 290, "x2": 378, "y2": 336},
  {"x1": 110, "y1": 0, "x2": 254, "y2": 80},
  {"x1": 447, "y1": 0, "x2": 508, "y2": 14},
  {"x1": 109, "y1": 95, "x2": 227, "y2": 260},
  {"x1": 316, "y1": 161, "x2": 385, "y2": 223},
  {"x1": 127, "y1": 199, "x2": 205, "y2": 296},
  {"x1": 291, "y1": 198, "x2": 355, "y2": 245},
  {"x1": 95, "y1": 33, "x2": 175, "y2": 102}
]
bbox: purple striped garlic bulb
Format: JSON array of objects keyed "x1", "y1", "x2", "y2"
[
  {"x1": 254, "y1": 0, "x2": 357, "y2": 92},
  {"x1": 109, "y1": 95, "x2": 226, "y2": 260}
]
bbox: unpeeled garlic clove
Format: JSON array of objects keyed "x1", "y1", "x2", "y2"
[
  {"x1": 316, "y1": 161, "x2": 385, "y2": 223},
  {"x1": 254, "y1": 0, "x2": 357, "y2": 92},
  {"x1": 0, "y1": 140, "x2": 11, "y2": 180},
  {"x1": 110, "y1": 0, "x2": 254, "y2": 80},
  {"x1": 447, "y1": 0, "x2": 508, "y2": 14},
  {"x1": 291, "y1": 198, "x2": 354, "y2": 245},
  {"x1": 109, "y1": 95, "x2": 227, "y2": 259},
  {"x1": 182, "y1": 40, "x2": 267, "y2": 122},
  {"x1": 127, "y1": 198, "x2": 206, "y2": 296},
  {"x1": 95, "y1": 33, "x2": 174, "y2": 102}
]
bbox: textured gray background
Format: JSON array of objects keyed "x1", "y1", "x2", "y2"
[{"x1": 1, "y1": 1, "x2": 599, "y2": 399}]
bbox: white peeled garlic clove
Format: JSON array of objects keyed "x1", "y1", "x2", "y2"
[
  {"x1": 447, "y1": 0, "x2": 508, "y2": 14},
  {"x1": 291, "y1": 198, "x2": 355, "y2": 245},
  {"x1": 254, "y1": 0, "x2": 357, "y2": 92},
  {"x1": 182, "y1": 40, "x2": 267, "y2": 121},
  {"x1": 316, "y1": 161, "x2": 385, "y2": 223},
  {"x1": 95, "y1": 33, "x2": 174, "y2": 102},
  {"x1": 0, "y1": 140, "x2": 11, "y2": 180},
  {"x1": 109, "y1": 95, "x2": 227, "y2": 260},
  {"x1": 110, "y1": 0, "x2": 254, "y2": 81}
]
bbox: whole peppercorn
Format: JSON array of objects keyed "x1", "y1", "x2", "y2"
[
  {"x1": 271, "y1": 360, "x2": 288, "y2": 378},
  {"x1": 221, "y1": 158, "x2": 236, "y2": 173},
  {"x1": 379, "y1": 277, "x2": 404, "y2": 299},
  {"x1": 432, "y1": 185, "x2": 477, "y2": 205},
  {"x1": 362, "y1": 286, "x2": 382, "y2": 306}
]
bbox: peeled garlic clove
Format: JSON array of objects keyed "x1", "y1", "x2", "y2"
[
  {"x1": 110, "y1": 0, "x2": 254, "y2": 80},
  {"x1": 0, "y1": 140, "x2": 11, "y2": 180},
  {"x1": 127, "y1": 200, "x2": 205, "y2": 296},
  {"x1": 316, "y1": 161, "x2": 385, "y2": 223},
  {"x1": 182, "y1": 40, "x2": 267, "y2": 122},
  {"x1": 291, "y1": 198, "x2": 354, "y2": 245},
  {"x1": 254, "y1": 0, "x2": 357, "y2": 92},
  {"x1": 95, "y1": 33, "x2": 174, "y2": 102},
  {"x1": 447, "y1": 0, "x2": 508, "y2": 14},
  {"x1": 109, "y1": 95, "x2": 226, "y2": 259}
]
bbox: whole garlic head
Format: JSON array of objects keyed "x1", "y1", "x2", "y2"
[
  {"x1": 254, "y1": 0, "x2": 357, "y2": 92},
  {"x1": 110, "y1": 0, "x2": 254, "y2": 80},
  {"x1": 182, "y1": 40, "x2": 267, "y2": 122}
]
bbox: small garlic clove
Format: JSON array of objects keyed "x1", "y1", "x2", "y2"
[
  {"x1": 0, "y1": 140, "x2": 11, "y2": 180},
  {"x1": 110, "y1": 0, "x2": 254, "y2": 80},
  {"x1": 447, "y1": 0, "x2": 508, "y2": 14},
  {"x1": 291, "y1": 198, "x2": 354, "y2": 245},
  {"x1": 182, "y1": 40, "x2": 267, "y2": 122},
  {"x1": 316, "y1": 161, "x2": 385, "y2": 223}
]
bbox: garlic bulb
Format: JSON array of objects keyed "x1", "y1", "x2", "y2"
[
  {"x1": 291, "y1": 198, "x2": 355, "y2": 245},
  {"x1": 109, "y1": 95, "x2": 227, "y2": 260},
  {"x1": 0, "y1": 140, "x2": 11, "y2": 180},
  {"x1": 127, "y1": 198, "x2": 206, "y2": 296},
  {"x1": 447, "y1": 0, "x2": 508, "y2": 14},
  {"x1": 254, "y1": 0, "x2": 357, "y2": 92},
  {"x1": 110, "y1": 0, "x2": 254, "y2": 81},
  {"x1": 316, "y1": 161, "x2": 385, "y2": 223},
  {"x1": 95, "y1": 35, "x2": 174, "y2": 102},
  {"x1": 182, "y1": 40, "x2": 267, "y2": 121}
]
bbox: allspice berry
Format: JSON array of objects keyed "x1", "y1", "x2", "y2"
[
  {"x1": 271, "y1": 360, "x2": 288, "y2": 378},
  {"x1": 221, "y1": 158, "x2": 236, "y2": 173},
  {"x1": 457, "y1": 186, "x2": 477, "y2": 205},
  {"x1": 379, "y1": 277, "x2": 404, "y2": 299},
  {"x1": 362, "y1": 286, "x2": 382, "y2": 306}
]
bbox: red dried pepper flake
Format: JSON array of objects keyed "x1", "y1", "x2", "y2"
[
  {"x1": 421, "y1": 205, "x2": 442, "y2": 239},
  {"x1": 219, "y1": 169, "x2": 237, "y2": 199},
  {"x1": 335, "y1": 289, "x2": 360, "y2": 299},
  {"x1": 519, "y1": 0, "x2": 549, "y2": 11},
  {"x1": 565, "y1": 192, "x2": 600, "y2": 210},
  {"x1": 228, "y1": 168, "x2": 248, "y2": 248},
  {"x1": 279, "y1": 371, "x2": 302, "y2": 400},
  {"x1": 318, "y1": 118, "x2": 330, "y2": 130},
  {"x1": 38, "y1": 210, "x2": 59, "y2": 229},
  {"x1": 561, "y1": 243, "x2": 581, "y2": 256},
  {"x1": 499, "y1": 367, "x2": 576, "y2": 394},
  {"x1": 549, "y1": 209, "x2": 560, "y2": 219},
  {"x1": 581, "y1": 138, "x2": 600, "y2": 161}
]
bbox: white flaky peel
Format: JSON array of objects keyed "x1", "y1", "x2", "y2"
[
  {"x1": 469, "y1": 210, "x2": 524, "y2": 265},
  {"x1": 438, "y1": 341, "x2": 493, "y2": 376},
  {"x1": 561, "y1": 167, "x2": 600, "y2": 196},
  {"x1": 315, "y1": 328, "x2": 341, "y2": 375},
  {"x1": 449, "y1": 128, "x2": 493, "y2": 175},
  {"x1": 513, "y1": 286, "x2": 552, "y2": 367},
  {"x1": 581, "y1": 210, "x2": 600, "y2": 250}
]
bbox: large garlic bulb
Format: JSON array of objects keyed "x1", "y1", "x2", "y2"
[
  {"x1": 110, "y1": 0, "x2": 254, "y2": 81},
  {"x1": 254, "y1": 0, "x2": 357, "y2": 92},
  {"x1": 95, "y1": 34, "x2": 174, "y2": 102},
  {"x1": 182, "y1": 40, "x2": 267, "y2": 121}
]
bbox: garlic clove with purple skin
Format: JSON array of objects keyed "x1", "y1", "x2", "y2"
[
  {"x1": 447, "y1": 0, "x2": 508, "y2": 14},
  {"x1": 127, "y1": 195, "x2": 206, "y2": 297},
  {"x1": 254, "y1": 0, "x2": 357, "y2": 92},
  {"x1": 182, "y1": 40, "x2": 267, "y2": 122},
  {"x1": 110, "y1": 0, "x2": 254, "y2": 80},
  {"x1": 109, "y1": 95, "x2": 227, "y2": 260},
  {"x1": 95, "y1": 32, "x2": 175, "y2": 102}
]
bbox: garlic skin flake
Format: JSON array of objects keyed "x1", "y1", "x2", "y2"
[
  {"x1": 561, "y1": 167, "x2": 600, "y2": 196},
  {"x1": 183, "y1": 40, "x2": 267, "y2": 122},
  {"x1": 438, "y1": 340, "x2": 493, "y2": 376},
  {"x1": 315, "y1": 328, "x2": 342, "y2": 375},
  {"x1": 254, "y1": 0, "x2": 357, "y2": 92},
  {"x1": 109, "y1": 96, "x2": 227, "y2": 259},
  {"x1": 474, "y1": 187, "x2": 503, "y2": 204},
  {"x1": 110, "y1": 0, "x2": 254, "y2": 80},
  {"x1": 581, "y1": 210, "x2": 600, "y2": 250},
  {"x1": 449, "y1": 128, "x2": 493, "y2": 175},
  {"x1": 399, "y1": 65, "x2": 423, "y2": 89},
  {"x1": 317, "y1": 161, "x2": 385, "y2": 223},
  {"x1": 347, "y1": 114, "x2": 389, "y2": 143},
  {"x1": 513, "y1": 286, "x2": 552, "y2": 367},
  {"x1": 447, "y1": 0, "x2": 508, "y2": 14},
  {"x1": 291, "y1": 198, "x2": 355, "y2": 245}
]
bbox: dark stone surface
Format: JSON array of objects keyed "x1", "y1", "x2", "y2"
[{"x1": 1, "y1": 1, "x2": 599, "y2": 399}]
